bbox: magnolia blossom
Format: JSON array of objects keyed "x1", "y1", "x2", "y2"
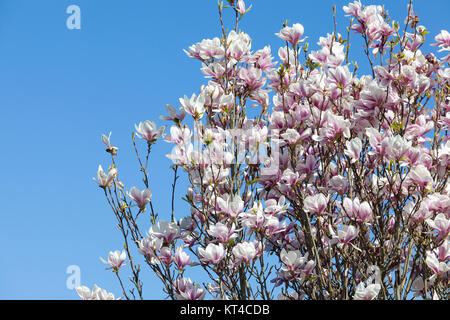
[
  {"x1": 174, "y1": 278, "x2": 206, "y2": 300},
  {"x1": 76, "y1": 284, "x2": 116, "y2": 300},
  {"x1": 426, "y1": 213, "x2": 450, "y2": 238},
  {"x1": 179, "y1": 93, "x2": 206, "y2": 120},
  {"x1": 207, "y1": 222, "x2": 237, "y2": 243},
  {"x1": 232, "y1": 241, "x2": 257, "y2": 264},
  {"x1": 198, "y1": 243, "x2": 226, "y2": 265},
  {"x1": 329, "y1": 225, "x2": 359, "y2": 248},
  {"x1": 407, "y1": 164, "x2": 433, "y2": 191},
  {"x1": 303, "y1": 194, "x2": 328, "y2": 215},
  {"x1": 150, "y1": 220, "x2": 181, "y2": 244},
  {"x1": 95, "y1": 165, "x2": 117, "y2": 188},
  {"x1": 135, "y1": 120, "x2": 165, "y2": 143},
  {"x1": 100, "y1": 250, "x2": 127, "y2": 271},
  {"x1": 343, "y1": 197, "x2": 373, "y2": 223},
  {"x1": 344, "y1": 137, "x2": 362, "y2": 163},
  {"x1": 353, "y1": 282, "x2": 381, "y2": 300},
  {"x1": 434, "y1": 241, "x2": 450, "y2": 262},
  {"x1": 174, "y1": 246, "x2": 196, "y2": 270},
  {"x1": 216, "y1": 194, "x2": 244, "y2": 219},
  {"x1": 425, "y1": 251, "x2": 450, "y2": 276},
  {"x1": 159, "y1": 104, "x2": 186, "y2": 122},
  {"x1": 280, "y1": 249, "x2": 315, "y2": 276},
  {"x1": 276, "y1": 23, "x2": 305, "y2": 45},
  {"x1": 127, "y1": 187, "x2": 152, "y2": 210},
  {"x1": 137, "y1": 237, "x2": 163, "y2": 262}
]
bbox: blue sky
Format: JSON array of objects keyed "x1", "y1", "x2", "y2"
[{"x1": 0, "y1": 0, "x2": 449, "y2": 299}]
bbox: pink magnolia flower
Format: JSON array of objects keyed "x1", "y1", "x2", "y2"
[
  {"x1": 76, "y1": 284, "x2": 116, "y2": 300},
  {"x1": 100, "y1": 250, "x2": 127, "y2": 271},
  {"x1": 249, "y1": 46, "x2": 277, "y2": 70},
  {"x1": 353, "y1": 282, "x2": 381, "y2": 300},
  {"x1": 174, "y1": 246, "x2": 196, "y2": 270},
  {"x1": 344, "y1": 137, "x2": 362, "y2": 163},
  {"x1": 425, "y1": 251, "x2": 450, "y2": 276},
  {"x1": 127, "y1": 187, "x2": 152, "y2": 210},
  {"x1": 381, "y1": 135, "x2": 412, "y2": 160},
  {"x1": 329, "y1": 66, "x2": 352, "y2": 89},
  {"x1": 137, "y1": 237, "x2": 163, "y2": 262},
  {"x1": 174, "y1": 278, "x2": 206, "y2": 300},
  {"x1": 407, "y1": 164, "x2": 433, "y2": 191},
  {"x1": 343, "y1": 197, "x2": 373, "y2": 223},
  {"x1": 197, "y1": 243, "x2": 226, "y2": 265},
  {"x1": 241, "y1": 202, "x2": 266, "y2": 230},
  {"x1": 329, "y1": 225, "x2": 359, "y2": 248},
  {"x1": 179, "y1": 93, "x2": 206, "y2": 121},
  {"x1": 207, "y1": 222, "x2": 237, "y2": 243},
  {"x1": 275, "y1": 23, "x2": 305, "y2": 45},
  {"x1": 95, "y1": 165, "x2": 117, "y2": 188},
  {"x1": 432, "y1": 30, "x2": 450, "y2": 51},
  {"x1": 426, "y1": 213, "x2": 450, "y2": 238},
  {"x1": 303, "y1": 194, "x2": 328, "y2": 215},
  {"x1": 280, "y1": 249, "x2": 309, "y2": 273},
  {"x1": 159, "y1": 104, "x2": 186, "y2": 123},
  {"x1": 434, "y1": 241, "x2": 450, "y2": 261},
  {"x1": 264, "y1": 196, "x2": 289, "y2": 216},
  {"x1": 135, "y1": 120, "x2": 165, "y2": 143},
  {"x1": 343, "y1": 1, "x2": 362, "y2": 17},
  {"x1": 216, "y1": 194, "x2": 244, "y2": 219},
  {"x1": 238, "y1": 67, "x2": 266, "y2": 91},
  {"x1": 150, "y1": 220, "x2": 181, "y2": 244},
  {"x1": 232, "y1": 241, "x2": 257, "y2": 264},
  {"x1": 184, "y1": 38, "x2": 225, "y2": 60}
]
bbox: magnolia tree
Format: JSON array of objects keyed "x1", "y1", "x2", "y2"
[{"x1": 77, "y1": 0, "x2": 449, "y2": 300}]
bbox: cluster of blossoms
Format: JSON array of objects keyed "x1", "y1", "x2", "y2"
[{"x1": 80, "y1": 0, "x2": 449, "y2": 300}]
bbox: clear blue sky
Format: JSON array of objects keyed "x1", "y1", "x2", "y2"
[{"x1": 0, "y1": 0, "x2": 448, "y2": 299}]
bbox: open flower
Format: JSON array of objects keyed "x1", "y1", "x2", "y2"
[
  {"x1": 150, "y1": 220, "x2": 181, "y2": 244},
  {"x1": 426, "y1": 251, "x2": 450, "y2": 276},
  {"x1": 100, "y1": 250, "x2": 127, "y2": 272},
  {"x1": 426, "y1": 213, "x2": 450, "y2": 238},
  {"x1": 174, "y1": 246, "x2": 197, "y2": 270},
  {"x1": 275, "y1": 23, "x2": 305, "y2": 45},
  {"x1": 135, "y1": 120, "x2": 165, "y2": 143},
  {"x1": 137, "y1": 237, "x2": 163, "y2": 262},
  {"x1": 207, "y1": 222, "x2": 237, "y2": 243},
  {"x1": 159, "y1": 104, "x2": 186, "y2": 123},
  {"x1": 344, "y1": 137, "x2": 362, "y2": 163},
  {"x1": 303, "y1": 194, "x2": 328, "y2": 215},
  {"x1": 127, "y1": 187, "x2": 152, "y2": 210},
  {"x1": 174, "y1": 278, "x2": 206, "y2": 300},
  {"x1": 232, "y1": 241, "x2": 257, "y2": 264},
  {"x1": 353, "y1": 282, "x2": 381, "y2": 300},
  {"x1": 76, "y1": 284, "x2": 116, "y2": 300},
  {"x1": 179, "y1": 93, "x2": 206, "y2": 120},
  {"x1": 198, "y1": 243, "x2": 226, "y2": 265}
]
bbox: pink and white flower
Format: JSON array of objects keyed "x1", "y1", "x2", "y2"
[
  {"x1": 127, "y1": 187, "x2": 152, "y2": 210},
  {"x1": 100, "y1": 250, "x2": 127, "y2": 271},
  {"x1": 198, "y1": 243, "x2": 226, "y2": 265}
]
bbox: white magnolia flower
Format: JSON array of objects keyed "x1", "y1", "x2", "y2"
[
  {"x1": 150, "y1": 220, "x2": 180, "y2": 244},
  {"x1": 100, "y1": 250, "x2": 127, "y2": 271},
  {"x1": 76, "y1": 284, "x2": 116, "y2": 300},
  {"x1": 198, "y1": 243, "x2": 226, "y2": 265},
  {"x1": 353, "y1": 282, "x2": 381, "y2": 300}
]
